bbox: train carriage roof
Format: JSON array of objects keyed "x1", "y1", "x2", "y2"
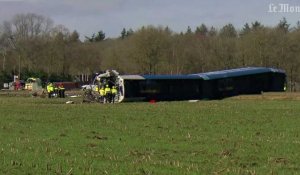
[
  {"x1": 120, "y1": 74, "x2": 201, "y2": 80},
  {"x1": 142, "y1": 74, "x2": 201, "y2": 80},
  {"x1": 191, "y1": 67, "x2": 285, "y2": 80},
  {"x1": 120, "y1": 67, "x2": 285, "y2": 80}
]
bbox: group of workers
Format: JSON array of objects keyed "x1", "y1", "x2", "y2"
[
  {"x1": 46, "y1": 81, "x2": 118, "y2": 103},
  {"x1": 46, "y1": 82, "x2": 65, "y2": 98},
  {"x1": 96, "y1": 84, "x2": 118, "y2": 103}
]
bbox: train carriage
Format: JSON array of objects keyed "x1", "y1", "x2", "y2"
[
  {"x1": 87, "y1": 67, "x2": 286, "y2": 103},
  {"x1": 118, "y1": 67, "x2": 286, "y2": 102}
]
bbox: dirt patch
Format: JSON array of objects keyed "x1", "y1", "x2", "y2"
[
  {"x1": 229, "y1": 92, "x2": 300, "y2": 100},
  {"x1": 0, "y1": 89, "x2": 83, "y2": 97}
]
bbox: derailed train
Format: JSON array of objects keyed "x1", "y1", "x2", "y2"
[{"x1": 92, "y1": 67, "x2": 286, "y2": 103}]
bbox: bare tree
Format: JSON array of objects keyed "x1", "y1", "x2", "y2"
[
  {"x1": 132, "y1": 26, "x2": 172, "y2": 74},
  {"x1": 12, "y1": 13, "x2": 53, "y2": 39}
]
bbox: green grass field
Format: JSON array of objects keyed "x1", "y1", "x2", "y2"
[{"x1": 0, "y1": 94, "x2": 300, "y2": 174}]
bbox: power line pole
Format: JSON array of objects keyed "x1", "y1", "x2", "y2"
[{"x1": 7, "y1": 35, "x2": 21, "y2": 79}]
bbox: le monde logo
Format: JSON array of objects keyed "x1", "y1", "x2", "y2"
[{"x1": 269, "y1": 3, "x2": 300, "y2": 13}]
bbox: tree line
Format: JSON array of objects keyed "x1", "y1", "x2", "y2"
[{"x1": 0, "y1": 13, "x2": 299, "y2": 91}]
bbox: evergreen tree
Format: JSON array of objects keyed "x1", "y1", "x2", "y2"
[
  {"x1": 251, "y1": 21, "x2": 263, "y2": 31},
  {"x1": 208, "y1": 26, "x2": 217, "y2": 37},
  {"x1": 240, "y1": 23, "x2": 251, "y2": 36},
  {"x1": 95, "y1": 30, "x2": 105, "y2": 41},
  {"x1": 85, "y1": 30, "x2": 105, "y2": 42},
  {"x1": 195, "y1": 24, "x2": 208, "y2": 36},
  {"x1": 297, "y1": 21, "x2": 300, "y2": 30},
  {"x1": 186, "y1": 26, "x2": 192, "y2": 34},
  {"x1": 219, "y1": 24, "x2": 237, "y2": 38},
  {"x1": 126, "y1": 28, "x2": 134, "y2": 37},
  {"x1": 277, "y1": 17, "x2": 290, "y2": 33},
  {"x1": 121, "y1": 28, "x2": 126, "y2": 39}
]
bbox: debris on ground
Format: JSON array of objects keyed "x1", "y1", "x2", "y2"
[{"x1": 65, "y1": 101, "x2": 74, "y2": 104}]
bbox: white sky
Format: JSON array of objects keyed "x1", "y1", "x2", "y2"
[{"x1": 0, "y1": 0, "x2": 300, "y2": 39}]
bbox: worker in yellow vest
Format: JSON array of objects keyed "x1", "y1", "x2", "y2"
[
  {"x1": 111, "y1": 86, "x2": 117, "y2": 103},
  {"x1": 53, "y1": 84, "x2": 59, "y2": 97},
  {"x1": 46, "y1": 82, "x2": 54, "y2": 98},
  {"x1": 104, "y1": 84, "x2": 111, "y2": 103},
  {"x1": 99, "y1": 86, "x2": 105, "y2": 103}
]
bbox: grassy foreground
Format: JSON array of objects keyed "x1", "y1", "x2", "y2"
[{"x1": 0, "y1": 94, "x2": 300, "y2": 174}]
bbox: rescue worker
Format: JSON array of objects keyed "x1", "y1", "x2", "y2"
[
  {"x1": 54, "y1": 83, "x2": 59, "y2": 97},
  {"x1": 104, "y1": 84, "x2": 111, "y2": 103},
  {"x1": 46, "y1": 82, "x2": 54, "y2": 98},
  {"x1": 95, "y1": 85, "x2": 100, "y2": 101},
  {"x1": 95, "y1": 86, "x2": 99, "y2": 92},
  {"x1": 15, "y1": 79, "x2": 21, "y2": 90},
  {"x1": 58, "y1": 83, "x2": 65, "y2": 98},
  {"x1": 111, "y1": 86, "x2": 117, "y2": 103},
  {"x1": 99, "y1": 86, "x2": 105, "y2": 103}
]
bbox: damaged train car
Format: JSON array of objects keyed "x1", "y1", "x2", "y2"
[{"x1": 84, "y1": 67, "x2": 286, "y2": 103}]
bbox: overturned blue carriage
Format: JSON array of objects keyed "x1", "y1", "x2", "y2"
[{"x1": 115, "y1": 67, "x2": 286, "y2": 102}]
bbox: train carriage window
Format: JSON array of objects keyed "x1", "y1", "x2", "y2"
[
  {"x1": 217, "y1": 79, "x2": 225, "y2": 91},
  {"x1": 217, "y1": 78, "x2": 234, "y2": 92},
  {"x1": 139, "y1": 80, "x2": 160, "y2": 94},
  {"x1": 226, "y1": 78, "x2": 234, "y2": 91}
]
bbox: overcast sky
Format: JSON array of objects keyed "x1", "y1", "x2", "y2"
[{"x1": 0, "y1": 0, "x2": 300, "y2": 39}]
